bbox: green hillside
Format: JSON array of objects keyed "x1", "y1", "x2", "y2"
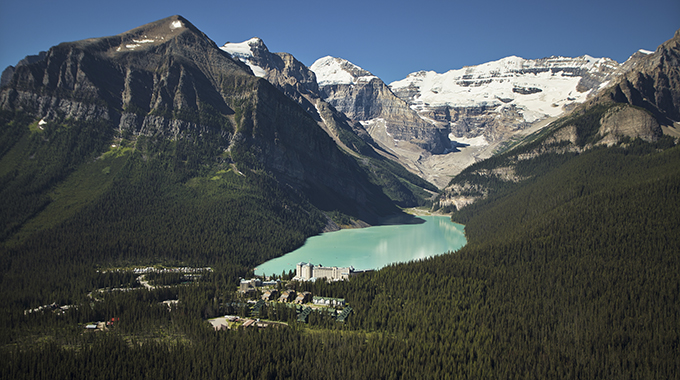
[
  {"x1": 1, "y1": 15, "x2": 678, "y2": 380},
  {"x1": 2, "y1": 117, "x2": 678, "y2": 379}
]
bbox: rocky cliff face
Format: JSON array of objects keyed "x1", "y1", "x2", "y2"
[
  {"x1": 310, "y1": 57, "x2": 454, "y2": 186},
  {"x1": 436, "y1": 29, "x2": 680, "y2": 212},
  {"x1": 220, "y1": 39, "x2": 439, "y2": 210},
  {"x1": 598, "y1": 29, "x2": 680, "y2": 125},
  {"x1": 0, "y1": 51, "x2": 48, "y2": 87},
  {"x1": 0, "y1": 16, "x2": 408, "y2": 225},
  {"x1": 311, "y1": 57, "x2": 449, "y2": 153},
  {"x1": 312, "y1": 54, "x2": 625, "y2": 188},
  {"x1": 220, "y1": 41, "x2": 383, "y2": 153},
  {"x1": 1, "y1": 16, "x2": 248, "y2": 136}
]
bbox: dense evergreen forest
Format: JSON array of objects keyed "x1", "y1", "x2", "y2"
[
  {"x1": 2, "y1": 109, "x2": 679, "y2": 377},
  {"x1": 2, "y1": 15, "x2": 678, "y2": 378}
]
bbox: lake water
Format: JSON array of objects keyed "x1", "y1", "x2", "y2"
[{"x1": 255, "y1": 216, "x2": 466, "y2": 277}]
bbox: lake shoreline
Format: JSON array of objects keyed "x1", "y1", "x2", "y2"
[
  {"x1": 403, "y1": 207, "x2": 452, "y2": 217},
  {"x1": 255, "y1": 215, "x2": 466, "y2": 277}
]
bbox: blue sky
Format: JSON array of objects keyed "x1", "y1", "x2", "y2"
[{"x1": 0, "y1": 0, "x2": 678, "y2": 84}]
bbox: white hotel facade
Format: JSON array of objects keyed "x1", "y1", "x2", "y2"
[{"x1": 294, "y1": 262, "x2": 354, "y2": 281}]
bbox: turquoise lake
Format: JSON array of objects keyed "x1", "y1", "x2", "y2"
[{"x1": 255, "y1": 216, "x2": 466, "y2": 277}]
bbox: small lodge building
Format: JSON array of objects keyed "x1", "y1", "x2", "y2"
[
  {"x1": 312, "y1": 296, "x2": 345, "y2": 307},
  {"x1": 278, "y1": 289, "x2": 296, "y2": 303},
  {"x1": 294, "y1": 291, "x2": 313, "y2": 304},
  {"x1": 239, "y1": 278, "x2": 261, "y2": 294},
  {"x1": 261, "y1": 289, "x2": 279, "y2": 301}
]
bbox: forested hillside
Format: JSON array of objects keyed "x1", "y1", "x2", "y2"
[
  {"x1": 1, "y1": 16, "x2": 679, "y2": 380},
  {"x1": 0, "y1": 15, "x2": 435, "y2": 309},
  {"x1": 2, "y1": 112, "x2": 678, "y2": 379}
]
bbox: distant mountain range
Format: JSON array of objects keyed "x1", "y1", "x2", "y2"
[
  {"x1": 437, "y1": 28, "x2": 680, "y2": 211},
  {"x1": 2, "y1": 17, "x2": 680, "y2": 378},
  {"x1": 308, "y1": 51, "x2": 669, "y2": 187},
  {"x1": 1, "y1": 15, "x2": 678, "y2": 246},
  {"x1": 216, "y1": 31, "x2": 677, "y2": 188},
  {"x1": 0, "y1": 16, "x2": 437, "y2": 276}
]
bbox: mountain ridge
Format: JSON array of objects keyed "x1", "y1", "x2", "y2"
[
  {"x1": 0, "y1": 14, "x2": 429, "y2": 267},
  {"x1": 434, "y1": 28, "x2": 680, "y2": 212},
  {"x1": 219, "y1": 37, "x2": 439, "y2": 206},
  {"x1": 309, "y1": 32, "x2": 680, "y2": 188}
]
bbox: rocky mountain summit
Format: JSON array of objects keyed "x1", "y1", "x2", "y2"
[
  {"x1": 1, "y1": 16, "x2": 248, "y2": 129},
  {"x1": 436, "y1": 29, "x2": 680, "y2": 211},
  {"x1": 309, "y1": 57, "x2": 453, "y2": 187},
  {"x1": 389, "y1": 55, "x2": 621, "y2": 132},
  {"x1": 311, "y1": 53, "x2": 633, "y2": 187},
  {"x1": 0, "y1": 15, "x2": 439, "y2": 237},
  {"x1": 597, "y1": 29, "x2": 680, "y2": 126},
  {"x1": 219, "y1": 38, "x2": 439, "y2": 208},
  {"x1": 0, "y1": 15, "x2": 434, "y2": 230}
]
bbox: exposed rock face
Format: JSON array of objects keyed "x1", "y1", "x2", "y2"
[
  {"x1": 312, "y1": 55, "x2": 624, "y2": 188},
  {"x1": 0, "y1": 15, "x2": 405, "y2": 224},
  {"x1": 312, "y1": 58, "x2": 449, "y2": 153},
  {"x1": 436, "y1": 29, "x2": 680, "y2": 212},
  {"x1": 600, "y1": 29, "x2": 680, "y2": 124},
  {"x1": 310, "y1": 57, "x2": 455, "y2": 186},
  {"x1": 0, "y1": 51, "x2": 47, "y2": 87},
  {"x1": 389, "y1": 55, "x2": 621, "y2": 139},
  {"x1": 597, "y1": 105, "x2": 661, "y2": 146},
  {"x1": 221, "y1": 39, "x2": 329, "y2": 130},
  {"x1": 220, "y1": 39, "x2": 438, "y2": 210},
  {"x1": 1, "y1": 16, "x2": 247, "y2": 140}
]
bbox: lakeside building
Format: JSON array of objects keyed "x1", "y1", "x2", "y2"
[
  {"x1": 278, "y1": 290, "x2": 296, "y2": 303},
  {"x1": 294, "y1": 291, "x2": 313, "y2": 304},
  {"x1": 312, "y1": 296, "x2": 345, "y2": 307},
  {"x1": 294, "y1": 262, "x2": 355, "y2": 281},
  {"x1": 239, "y1": 278, "x2": 280, "y2": 294},
  {"x1": 261, "y1": 289, "x2": 279, "y2": 301}
]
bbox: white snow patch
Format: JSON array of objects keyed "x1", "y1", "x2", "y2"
[
  {"x1": 310, "y1": 57, "x2": 355, "y2": 85},
  {"x1": 170, "y1": 20, "x2": 183, "y2": 30},
  {"x1": 359, "y1": 118, "x2": 386, "y2": 127},
  {"x1": 638, "y1": 49, "x2": 653, "y2": 55},
  {"x1": 449, "y1": 134, "x2": 488, "y2": 147},
  {"x1": 126, "y1": 44, "x2": 141, "y2": 50},
  {"x1": 598, "y1": 80, "x2": 611, "y2": 90},
  {"x1": 356, "y1": 75, "x2": 378, "y2": 83},
  {"x1": 313, "y1": 103, "x2": 331, "y2": 128},
  {"x1": 389, "y1": 55, "x2": 617, "y2": 123},
  {"x1": 310, "y1": 56, "x2": 376, "y2": 86},
  {"x1": 220, "y1": 39, "x2": 267, "y2": 78},
  {"x1": 246, "y1": 63, "x2": 266, "y2": 78},
  {"x1": 133, "y1": 39, "x2": 155, "y2": 44},
  {"x1": 220, "y1": 38, "x2": 262, "y2": 59}
]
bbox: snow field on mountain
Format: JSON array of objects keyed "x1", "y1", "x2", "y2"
[
  {"x1": 389, "y1": 55, "x2": 617, "y2": 122},
  {"x1": 220, "y1": 39, "x2": 267, "y2": 78},
  {"x1": 310, "y1": 56, "x2": 377, "y2": 86}
]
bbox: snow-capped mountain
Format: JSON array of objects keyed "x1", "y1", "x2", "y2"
[
  {"x1": 389, "y1": 55, "x2": 620, "y2": 123},
  {"x1": 310, "y1": 56, "x2": 378, "y2": 86},
  {"x1": 220, "y1": 38, "x2": 268, "y2": 77},
  {"x1": 220, "y1": 38, "x2": 323, "y2": 122},
  {"x1": 310, "y1": 57, "x2": 449, "y2": 161},
  {"x1": 311, "y1": 54, "x2": 625, "y2": 187}
]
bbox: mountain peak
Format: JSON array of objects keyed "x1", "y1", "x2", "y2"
[
  {"x1": 221, "y1": 38, "x2": 269, "y2": 59},
  {"x1": 310, "y1": 56, "x2": 377, "y2": 86},
  {"x1": 220, "y1": 38, "x2": 271, "y2": 78},
  {"x1": 56, "y1": 15, "x2": 220, "y2": 58}
]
